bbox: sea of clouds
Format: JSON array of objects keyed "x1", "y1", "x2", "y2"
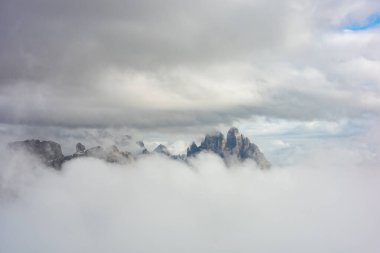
[{"x1": 1, "y1": 141, "x2": 379, "y2": 253}]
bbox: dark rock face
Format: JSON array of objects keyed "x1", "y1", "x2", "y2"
[
  {"x1": 154, "y1": 144, "x2": 171, "y2": 156},
  {"x1": 154, "y1": 144, "x2": 186, "y2": 161},
  {"x1": 63, "y1": 143, "x2": 87, "y2": 162},
  {"x1": 200, "y1": 132, "x2": 225, "y2": 155},
  {"x1": 187, "y1": 142, "x2": 201, "y2": 157},
  {"x1": 171, "y1": 154, "x2": 186, "y2": 161},
  {"x1": 105, "y1": 145, "x2": 130, "y2": 163},
  {"x1": 8, "y1": 140, "x2": 65, "y2": 169},
  {"x1": 186, "y1": 127, "x2": 271, "y2": 169},
  {"x1": 76, "y1": 143, "x2": 86, "y2": 152},
  {"x1": 225, "y1": 127, "x2": 241, "y2": 153},
  {"x1": 137, "y1": 141, "x2": 149, "y2": 155}
]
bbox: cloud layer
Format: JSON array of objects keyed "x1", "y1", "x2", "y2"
[
  {"x1": 1, "y1": 144, "x2": 380, "y2": 253},
  {"x1": 1, "y1": 0, "x2": 380, "y2": 128}
]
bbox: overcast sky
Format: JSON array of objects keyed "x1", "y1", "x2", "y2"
[
  {"x1": 1, "y1": 0, "x2": 380, "y2": 145},
  {"x1": 2, "y1": 3, "x2": 380, "y2": 251}
]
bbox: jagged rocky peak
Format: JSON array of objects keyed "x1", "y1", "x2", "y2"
[
  {"x1": 76, "y1": 142, "x2": 86, "y2": 153},
  {"x1": 8, "y1": 139, "x2": 65, "y2": 169},
  {"x1": 154, "y1": 144, "x2": 171, "y2": 156},
  {"x1": 226, "y1": 127, "x2": 242, "y2": 151},
  {"x1": 136, "y1": 140, "x2": 149, "y2": 154},
  {"x1": 137, "y1": 141, "x2": 145, "y2": 148},
  {"x1": 200, "y1": 131, "x2": 225, "y2": 155},
  {"x1": 187, "y1": 142, "x2": 201, "y2": 157},
  {"x1": 186, "y1": 127, "x2": 271, "y2": 169},
  {"x1": 7, "y1": 128, "x2": 270, "y2": 170}
]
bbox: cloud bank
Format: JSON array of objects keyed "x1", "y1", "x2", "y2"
[{"x1": 1, "y1": 143, "x2": 380, "y2": 253}]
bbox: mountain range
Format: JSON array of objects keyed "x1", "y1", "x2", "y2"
[{"x1": 8, "y1": 127, "x2": 271, "y2": 170}]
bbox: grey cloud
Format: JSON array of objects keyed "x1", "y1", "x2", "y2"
[
  {"x1": 0, "y1": 0, "x2": 287, "y2": 82},
  {"x1": 0, "y1": 0, "x2": 379, "y2": 129}
]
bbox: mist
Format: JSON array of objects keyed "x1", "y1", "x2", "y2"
[{"x1": 1, "y1": 143, "x2": 379, "y2": 253}]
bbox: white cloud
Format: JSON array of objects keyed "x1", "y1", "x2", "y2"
[{"x1": 1, "y1": 143, "x2": 380, "y2": 253}]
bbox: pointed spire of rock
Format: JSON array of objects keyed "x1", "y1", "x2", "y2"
[
  {"x1": 226, "y1": 127, "x2": 242, "y2": 152},
  {"x1": 186, "y1": 127, "x2": 271, "y2": 169},
  {"x1": 76, "y1": 142, "x2": 86, "y2": 153},
  {"x1": 187, "y1": 142, "x2": 200, "y2": 157},
  {"x1": 136, "y1": 140, "x2": 149, "y2": 154},
  {"x1": 199, "y1": 131, "x2": 225, "y2": 155},
  {"x1": 154, "y1": 144, "x2": 171, "y2": 156}
]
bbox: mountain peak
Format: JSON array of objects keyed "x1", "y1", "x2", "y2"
[
  {"x1": 187, "y1": 127, "x2": 270, "y2": 169},
  {"x1": 226, "y1": 127, "x2": 242, "y2": 151},
  {"x1": 200, "y1": 132, "x2": 225, "y2": 155},
  {"x1": 154, "y1": 144, "x2": 171, "y2": 156},
  {"x1": 8, "y1": 128, "x2": 270, "y2": 170},
  {"x1": 227, "y1": 127, "x2": 240, "y2": 135},
  {"x1": 8, "y1": 139, "x2": 65, "y2": 169},
  {"x1": 76, "y1": 142, "x2": 86, "y2": 153}
]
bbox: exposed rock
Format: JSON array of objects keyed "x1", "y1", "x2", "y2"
[
  {"x1": 8, "y1": 140, "x2": 65, "y2": 169},
  {"x1": 225, "y1": 127, "x2": 242, "y2": 154},
  {"x1": 186, "y1": 127, "x2": 271, "y2": 169},
  {"x1": 187, "y1": 142, "x2": 201, "y2": 157},
  {"x1": 105, "y1": 145, "x2": 127, "y2": 163},
  {"x1": 171, "y1": 154, "x2": 186, "y2": 161},
  {"x1": 200, "y1": 132, "x2": 225, "y2": 156},
  {"x1": 85, "y1": 146, "x2": 107, "y2": 159},
  {"x1": 63, "y1": 143, "x2": 86, "y2": 162},
  {"x1": 154, "y1": 144, "x2": 171, "y2": 156},
  {"x1": 76, "y1": 142, "x2": 86, "y2": 153},
  {"x1": 154, "y1": 143, "x2": 186, "y2": 161},
  {"x1": 63, "y1": 143, "x2": 131, "y2": 164},
  {"x1": 137, "y1": 140, "x2": 149, "y2": 154},
  {"x1": 83, "y1": 145, "x2": 130, "y2": 163},
  {"x1": 8, "y1": 127, "x2": 270, "y2": 170}
]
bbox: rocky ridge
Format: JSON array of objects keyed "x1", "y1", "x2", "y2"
[
  {"x1": 8, "y1": 127, "x2": 270, "y2": 169},
  {"x1": 187, "y1": 127, "x2": 271, "y2": 169}
]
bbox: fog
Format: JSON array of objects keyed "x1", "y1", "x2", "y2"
[{"x1": 1, "y1": 144, "x2": 379, "y2": 253}]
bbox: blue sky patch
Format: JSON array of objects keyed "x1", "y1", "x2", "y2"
[{"x1": 344, "y1": 13, "x2": 380, "y2": 31}]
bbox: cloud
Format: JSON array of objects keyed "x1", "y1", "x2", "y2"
[
  {"x1": 1, "y1": 0, "x2": 380, "y2": 129},
  {"x1": 1, "y1": 142, "x2": 380, "y2": 253}
]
